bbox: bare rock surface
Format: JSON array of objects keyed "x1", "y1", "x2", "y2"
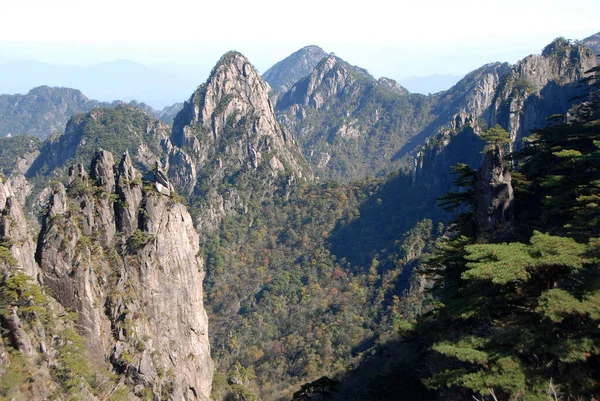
[{"x1": 36, "y1": 150, "x2": 213, "y2": 400}]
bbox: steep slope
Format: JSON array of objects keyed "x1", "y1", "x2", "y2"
[
  {"x1": 0, "y1": 86, "x2": 102, "y2": 139},
  {"x1": 27, "y1": 104, "x2": 171, "y2": 178},
  {"x1": 169, "y1": 51, "x2": 312, "y2": 232},
  {"x1": 0, "y1": 176, "x2": 39, "y2": 279},
  {"x1": 403, "y1": 38, "x2": 596, "y2": 205},
  {"x1": 490, "y1": 38, "x2": 598, "y2": 147},
  {"x1": 276, "y1": 54, "x2": 433, "y2": 181},
  {"x1": 158, "y1": 101, "x2": 184, "y2": 123},
  {"x1": 583, "y1": 31, "x2": 600, "y2": 55},
  {"x1": 34, "y1": 150, "x2": 213, "y2": 399},
  {"x1": 0, "y1": 85, "x2": 183, "y2": 140},
  {"x1": 1, "y1": 174, "x2": 117, "y2": 401},
  {"x1": 262, "y1": 45, "x2": 328, "y2": 93}
]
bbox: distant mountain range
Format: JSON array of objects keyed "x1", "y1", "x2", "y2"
[
  {"x1": 0, "y1": 59, "x2": 201, "y2": 109},
  {"x1": 0, "y1": 86, "x2": 182, "y2": 139},
  {"x1": 0, "y1": 54, "x2": 467, "y2": 111}
]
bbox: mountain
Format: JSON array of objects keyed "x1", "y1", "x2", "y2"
[
  {"x1": 398, "y1": 74, "x2": 464, "y2": 94},
  {"x1": 157, "y1": 101, "x2": 184, "y2": 123},
  {"x1": 2, "y1": 38, "x2": 599, "y2": 401},
  {"x1": 262, "y1": 45, "x2": 328, "y2": 93},
  {"x1": 583, "y1": 30, "x2": 600, "y2": 55},
  {"x1": 1, "y1": 150, "x2": 213, "y2": 399},
  {"x1": 490, "y1": 37, "x2": 598, "y2": 146},
  {"x1": 27, "y1": 104, "x2": 171, "y2": 178},
  {"x1": 0, "y1": 86, "x2": 184, "y2": 139},
  {"x1": 0, "y1": 86, "x2": 102, "y2": 138},
  {"x1": 169, "y1": 51, "x2": 312, "y2": 232},
  {"x1": 276, "y1": 53, "x2": 433, "y2": 181},
  {"x1": 0, "y1": 59, "x2": 197, "y2": 109}
]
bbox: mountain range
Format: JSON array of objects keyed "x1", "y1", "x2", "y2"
[{"x1": 0, "y1": 31, "x2": 599, "y2": 401}]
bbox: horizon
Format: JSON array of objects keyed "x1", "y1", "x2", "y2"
[{"x1": 1, "y1": 0, "x2": 599, "y2": 107}]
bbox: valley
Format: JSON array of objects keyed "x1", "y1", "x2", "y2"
[{"x1": 0, "y1": 31, "x2": 599, "y2": 401}]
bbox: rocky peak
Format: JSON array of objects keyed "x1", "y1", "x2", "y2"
[
  {"x1": 280, "y1": 54, "x2": 374, "y2": 110},
  {"x1": 583, "y1": 31, "x2": 600, "y2": 56},
  {"x1": 475, "y1": 143, "x2": 514, "y2": 241},
  {"x1": 153, "y1": 161, "x2": 174, "y2": 196},
  {"x1": 0, "y1": 176, "x2": 39, "y2": 280},
  {"x1": 169, "y1": 51, "x2": 312, "y2": 232},
  {"x1": 90, "y1": 149, "x2": 116, "y2": 193},
  {"x1": 174, "y1": 51, "x2": 277, "y2": 143},
  {"x1": 490, "y1": 38, "x2": 598, "y2": 147},
  {"x1": 118, "y1": 150, "x2": 139, "y2": 182},
  {"x1": 35, "y1": 150, "x2": 213, "y2": 399},
  {"x1": 262, "y1": 45, "x2": 328, "y2": 93}
]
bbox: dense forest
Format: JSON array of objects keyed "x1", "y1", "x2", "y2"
[{"x1": 0, "y1": 35, "x2": 599, "y2": 401}]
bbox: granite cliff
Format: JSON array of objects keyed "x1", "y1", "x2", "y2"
[
  {"x1": 169, "y1": 51, "x2": 312, "y2": 233},
  {"x1": 0, "y1": 150, "x2": 213, "y2": 400}
]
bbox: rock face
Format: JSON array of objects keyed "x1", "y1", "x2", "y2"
[
  {"x1": 276, "y1": 53, "x2": 431, "y2": 181},
  {"x1": 170, "y1": 51, "x2": 312, "y2": 232},
  {"x1": 583, "y1": 31, "x2": 600, "y2": 56},
  {"x1": 262, "y1": 45, "x2": 328, "y2": 93},
  {"x1": 490, "y1": 38, "x2": 598, "y2": 148},
  {"x1": 411, "y1": 38, "x2": 597, "y2": 195},
  {"x1": 36, "y1": 150, "x2": 213, "y2": 400},
  {"x1": 474, "y1": 144, "x2": 514, "y2": 241},
  {"x1": 0, "y1": 175, "x2": 39, "y2": 280}
]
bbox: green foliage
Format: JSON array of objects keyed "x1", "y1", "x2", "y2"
[
  {"x1": 127, "y1": 229, "x2": 155, "y2": 252},
  {"x1": 414, "y1": 111, "x2": 600, "y2": 399},
  {"x1": 0, "y1": 135, "x2": 40, "y2": 175},
  {"x1": 204, "y1": 178, "x2": 437, "y2": 399},
  {"x1": 55, "y1": 328, "x2": 93, "y2": 392},
  {"x1": 27, "y1": 104, "x2": 169, "y2": 178},
  {"x1": 0, "y1": 348, "x2": 32, "y2": 399},
  {"x1": 0, "y1": 240, "x2": 17, "y2": 268},
  {"x1": 463, "y1": 232, "x2": 585, "y2": 284},
  {"x1": 480, "y1": 124, "x2": 511, "y2": 147},
  {"x1": 0, "y1": 272, "x2": 49, "y2": 321}
]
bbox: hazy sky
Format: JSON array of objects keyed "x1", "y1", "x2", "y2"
[{"x1": 1, "y1": 0, "x2": 599, "y2": 79}]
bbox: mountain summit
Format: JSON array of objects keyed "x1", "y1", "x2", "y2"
[
  {"x1": 262, "y1": 45, "x2": 328, "y2": 93},
  {"x1": 169, "y1": 51, "x2": 312, "y2": 232}
]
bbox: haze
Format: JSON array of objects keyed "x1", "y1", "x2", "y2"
[{"x1": 1, "y1": 0, "x2": 599, "y2": 108}]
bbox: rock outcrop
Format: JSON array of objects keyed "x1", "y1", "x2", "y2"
[
  {"x1": 169, "y1": 51, "x2": 312, "y2": 233},
  {"x1": 583, "y1": 31, "x2": 600, "y2": 56},
  {"x1": 490, "y1": 38, "x2": 598, "y2": 148},
  {"x1": 262, "y1": 45, "x2": 328, "y2": 93},
  {"x1": 35, "y1": 150, "x2": 213, "y2": 400},
  {"x1": 474, "y1": 143, "x2": 514, "y2": 241},
  {"x1": 0, "y1": 175, "x2": 39, "y2": 280},
  {"x1": 276, "y1": 53, "x2": 431, "y2": 181}
]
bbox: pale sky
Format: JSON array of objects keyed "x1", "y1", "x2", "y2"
[{"x1": 1, "y1": 0, "x2": 599, "y2": 78}]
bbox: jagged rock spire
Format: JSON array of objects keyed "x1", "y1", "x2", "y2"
[
  {"x1": 475, "y1": 143, "x2": 514, "y2": 241},
  {"x1": 90, "y1": 149, "x2": 115, "y2": 193},
  {"x1": 36, "y1": 149, "x2": 213, "y2": 399},
  {"x1": 153, "y1": 161, "x2": 174, "y2": 196}
]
